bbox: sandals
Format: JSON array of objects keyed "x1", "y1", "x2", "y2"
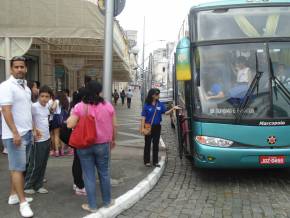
[
  {"x1": 81, "y1": 204, "x2": 97, "y2": 213},
  {"x1": 145, "y1": 163, "x2": 161, "y2": 167},
  {"x1": 104, "y1": 199, "x2": 115, "y2": 208}
]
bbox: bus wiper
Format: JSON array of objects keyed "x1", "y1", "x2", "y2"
[
  {"x1": 269, "y1": 58, "x2": 290, "y2": 104},
  {"x1": 235, "y1": 53, "x2": 263, "y2": 122}
]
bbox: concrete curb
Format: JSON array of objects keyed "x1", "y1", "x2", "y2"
[{"x1": 84, "y1": 155, "x2": 166, "y2": 218}]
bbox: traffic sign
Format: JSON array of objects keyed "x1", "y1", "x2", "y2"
[{"x1": 98, "y1": 0, "x2": 126, "y2": 17}]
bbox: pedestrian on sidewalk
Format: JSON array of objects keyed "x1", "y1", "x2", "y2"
[
  {"x1": 63, "y1": 88, "x2": 72, "y2": 104},
  {"x1": 141, "y1": 88, "x2": 180, "y2": 167},
  {"x1": 67, "y1": 80, "x2": 117, "y2": 213},
  {"x1": 48, "y1": 91, "x2": 69, "y2": 157},
  {"x1": 27, "y1": 80, "x2": 40, "y2": 103},
  {"x1": 113, "y1": 89, "x2": 119, "y2": 105},
  {"x1": 120, "y1": 89, "x2": 126, "y2": 106},
  {"x1": 24, "y1": 85, "x2": 53, "y2": 195},
  {"x1": 126, "y1": 89, "x2": 133, "y2": 109},
  {"x1": 0, "y1": 56, "x2": 34, "y2": 217},
  {"x1": 70, "y1": 88, "x2": 87, "y2": 196}
]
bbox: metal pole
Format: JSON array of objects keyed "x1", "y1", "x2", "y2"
[
  {"x1": 5, "y1": 37, "x2": 11, "y2": 79},
  {"x1": 142, "y1": 17, "x2": 146, "y2": 104},
  {"x1": 102, "y1": 0, "x2": 115, "y2": 101}
]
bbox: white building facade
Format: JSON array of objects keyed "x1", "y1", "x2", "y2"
[{"x1": 151, "y1": 42, "x2": 175, "y2": 89}]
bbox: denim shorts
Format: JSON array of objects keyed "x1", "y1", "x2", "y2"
[{"x1": 2, "y1": 131, "x2": 33, "y2": 172}]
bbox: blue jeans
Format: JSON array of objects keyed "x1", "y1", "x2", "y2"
[
  {"x1": 3, "y1": 131, "x2": 33, "y2": 172},
  {"x1": 77, "y1": 143, "x2": 111, "y2": 209}
]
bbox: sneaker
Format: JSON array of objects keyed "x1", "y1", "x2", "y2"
[
  {"x1": 8, "y1": 195, "x2": 33, "y2": 205},
  {"x1": 66, "y1": 148, "x2": 74, "y2": 156},
  {"x1": 19, "y1": 201, "x2": 33, "y2": 218},
  {"x1": 60, "y1": 149, "x2": 64, "y2": 156},
  {"x1": 73, "y1": 184, "x2": 77, "y2": 191},
  {"x1": 145, "y1": 163, "x2": 151, "y2": 167},
  {"x1": 24, "y1": 189, "x2": 36, "y2": 195},
  {"x1": 81, "y1": 203, "x2": 97, "y2": 213},
  {"x1": 37, "y1": 187, "x2": 48, "y2": 194},
  {"x1": 2, "y1": 147, "x2": 8, "y2": 155},
  {"x1": 49, "y1": 150, "x2": 55, "y2": 157},
  {"x1": 104, "y1": 199, "x2": 115, "y2": 208},
  {"x1": 54, "y1": 150, "x2": 59, "y2": 157},
  {"x1": 75, "y1": 188, "x2": 87, "y2": 196}
]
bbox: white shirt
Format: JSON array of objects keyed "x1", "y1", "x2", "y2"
[
  {"x1": 32, "y1": 102, "x2": 50, "y2": 142},
  {"x1": 0, "y1": 76, "x2": 32, "y2": 139},
  {"x1": 237, "y1": 67, "x2": 251, "y2": 83},
  {"x1": 127, "y1": 91, "x2": 133, "y2": 98},
  {"x1": 48, "y1": 99, "x2": 61, "y2": 114}
]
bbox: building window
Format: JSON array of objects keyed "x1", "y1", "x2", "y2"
[{"x1": 163, "y1": 51, "x2": 166, "y2": 57}]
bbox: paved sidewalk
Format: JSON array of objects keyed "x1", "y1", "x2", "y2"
[{"x1": 0, "y1": 90, "x2": 165, "y2": 218}]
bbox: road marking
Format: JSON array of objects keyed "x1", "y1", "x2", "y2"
[
  {"x1": 117, "y1": 131, "x2": 143, "y2": 139},
  {"x1": 160, "y1": 137, "x2": 166, "y2": 148},
  {"x1": 116, "y1": 138, "x2": 144, "y2": 145},
  {"x1": 117, "y1": 122, "x2": 140, "y2": 126}
]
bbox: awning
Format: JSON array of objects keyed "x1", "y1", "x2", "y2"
[{"x1": 0, "y1": 0, "x2": 130, "y2": 81}]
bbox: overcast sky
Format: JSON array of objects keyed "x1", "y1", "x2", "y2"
[{"x1": 117, "y1": 0, "x2": 214, "y2": 56}]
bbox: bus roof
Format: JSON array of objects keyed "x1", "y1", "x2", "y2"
[{"x1": 191, "y1": 0, "x2": 290, "y2": 10}]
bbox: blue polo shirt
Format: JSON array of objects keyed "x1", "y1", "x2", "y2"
[
  {"x1": 210, "y1": 84, "x2": 222, "y2": 95},
  {"x1": 141, "y1": 101, "x2": 167, "y2": 125}
]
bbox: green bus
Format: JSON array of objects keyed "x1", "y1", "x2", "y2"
[{"x1": 174, "y1": 0, "x2": 290, "y2": 168}]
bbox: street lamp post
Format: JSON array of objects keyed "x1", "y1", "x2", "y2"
[
  {"x1": 140, "y1": 39, "x2": 166, "y2": 104},
  {"x1": 102, "y1": 0, "x2": 114, "y2": 101},
  {"x1": 142, "y1": 17, "x2": 146, "y2": 105}
]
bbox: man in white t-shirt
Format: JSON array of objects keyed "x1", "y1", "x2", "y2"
[
  {"x1": 235, "y1": 56, "x2": 252, "y2": 84},
  {"x1": 0, "y1": 56, "x2": 34, "y2": 217},
  {"x1": 25, "y1": 85, "x2": 52, "y2": 195},
  {"x1": 126, "y1": 89, "x2": 133, "y2": 109}
]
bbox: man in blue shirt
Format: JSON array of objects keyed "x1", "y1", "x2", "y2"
[{"x1": 206, "y1": 83, "x2": 225, "y2": 100}]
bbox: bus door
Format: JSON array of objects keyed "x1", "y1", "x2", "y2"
[{"x1": 175, "y1": 38, "x2": 194, "y2": 159}]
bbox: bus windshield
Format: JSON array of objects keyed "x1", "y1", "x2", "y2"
[
  {"x1": 197, "y1": 7, "x2": 290, "y2": 41},
  {"x1": 194, "y1": 42, "x2": 290, "y2": 120}
]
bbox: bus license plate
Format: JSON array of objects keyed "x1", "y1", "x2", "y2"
[{"x1": 259, "y1": 156, "x2": 285, "y2": 165}]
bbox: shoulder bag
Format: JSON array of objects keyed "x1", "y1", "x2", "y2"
[
  {"x1": 69, "y1": 104, "x2": 97, "y2": 149},
  {"x1": 143, "y1": 104, "x2": 158, "y2": 136}
]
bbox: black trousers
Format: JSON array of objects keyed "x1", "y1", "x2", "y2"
[
  {"x1": 127, "y1": 98, "x2": 132, "y2": 108},
  {"x1": 25, "y1": 139, "x2": 51, "y2": 190},
  {"x1": 72, "y1": 148, "x2": 84, "y2": 189},
  {"x1": 144, "y1": 125, "x2": 161, "y2": 165}
]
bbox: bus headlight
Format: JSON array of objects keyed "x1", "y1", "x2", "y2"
[{"x1": 195, "y1": 136, "x2": 233, "y2": 148}]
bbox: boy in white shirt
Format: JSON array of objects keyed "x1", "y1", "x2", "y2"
[{"x1": 25, "y1": 85, "x2": 52, "y2": 194}]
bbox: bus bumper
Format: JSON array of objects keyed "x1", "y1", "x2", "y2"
[{"x1": 194, "y1": 143, "x2": 290, "y2": 168}]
